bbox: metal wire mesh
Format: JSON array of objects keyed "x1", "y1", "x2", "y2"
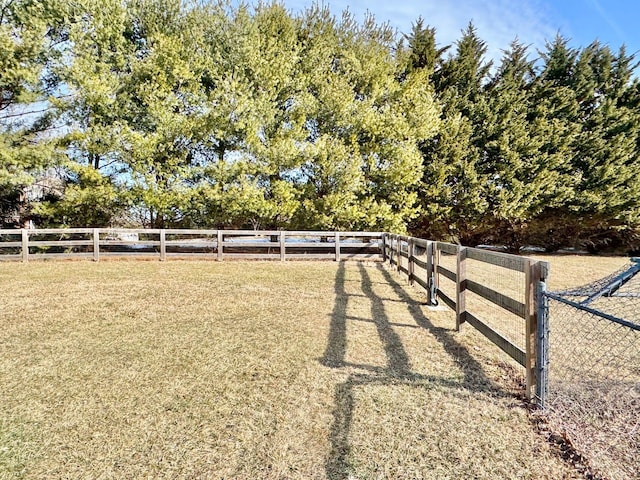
[
  {"x1": 466, "y1": 259, "x2": 527, "y2": 351},
  {"x1": 436, "y1": 250, "x2": 457, "y2": 305},
  {"x1": 546, "y1": 261, "x2": 640, "y2": 480},
  {"x1": 553, "y1": 259, "x2": 640, "y2": 324}
]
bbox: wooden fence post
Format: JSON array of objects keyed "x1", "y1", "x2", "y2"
[
  {"x1": 93, "y1": 228, "x2": 100, "y2": 262},
  {"x1": 397, "y1": 236, "x2": 402, "y2": 273},
  {"x1": 456, "y1": 246, "x2": 467, "y2": 331},
  {"x1": 433, "y1": 242, "x2": 440, "y2": 304},
  {"x1": 160, "y1": 229, "x2": 166, "y2": 261},
  {"x1": 408, "y1": 238, "x2": 415, "y2": 285},
  {"x1": 280, "y1": 231, "x2": 286, "y2": 262},
  {"x1": 217, "y1": 230, "x2": 223, "y2": 261},
  {"x1": 335, "y1": 231, "x2": 341, "y2": 262},
  {"x1": 392, "y1": 235, "x2": 396, "y2": 268},
  {"x1": 524, "y1": 259, "x2": 539, "y2": 400},
  {"x1": 426, "y1": 241, "x2": 434, "y2": 304},
  {"x1": 21, "y1": 229, "x2": 28, "y2": 263},
  {"x1": 381, "y1": 233, "x2": 387, "y2": 262}
]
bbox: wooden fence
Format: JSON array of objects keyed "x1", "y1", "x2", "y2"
[
  {"x1": 2, "y1": 227, "x2": 550, "y2": 402},
  {"x1": 0, "y1": 228, "x2": 384, "y2": 262},
  {"x1": 383, "y1": 233, "x2": 549, "y2": 401}
]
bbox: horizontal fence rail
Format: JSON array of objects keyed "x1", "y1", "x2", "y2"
[
  {"x1": 0, "y1": 229, "x2": 384, "y2": 263},
  {"x1": 383, "y1": 233, "x2": 549, "y2": 401},
  {"x1": 4, "y1": 228, "x2": 550, "y2": 402}
]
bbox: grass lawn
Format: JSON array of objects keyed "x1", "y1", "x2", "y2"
[{"x1": 0, "y1": 256, "x2": 628, "y2": 479}]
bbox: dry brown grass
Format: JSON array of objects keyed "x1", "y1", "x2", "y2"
[
  {"x1": 0, "y1": 259, "x2": 600, "y2": 479},
  {"x1": 531, "y1": 254, "x2": 630, "y2": 291},
  {"x1": 393, "y1": 252, "x2": 639, "y2": 480}
]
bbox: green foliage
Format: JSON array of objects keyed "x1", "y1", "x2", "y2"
[
  {"x1": 3, "y1": 1, "x2": 640, "y2": 253},
  {"x1": 291, "y1": 8, "x2": 439, "y2": 231},
  {"x1": 407, "y1": 23, "x2": 640, "y2": 252},
  {"x1": 527, "y1": 41, "x2": 640, "y2": 252},
  {"x1": 412, "y1": 23, "x2": 491, "y2": 244},
  {"x1": 0, "y1": 0, "x2": 67, "y2": 225},
  {"x1": 32, "y1": 163, "x2": 127, "y2": 226},
  {"x1": 402, "y1": 17, "x2": 449, "y2": 77}
]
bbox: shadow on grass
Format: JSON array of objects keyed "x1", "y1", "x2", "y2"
[
  {"x1": 321, "y1": 261, "x2": 348, "y2": 369},
  {"x1": 323, "y1": 262, "x2": 508, "y2": 480}
]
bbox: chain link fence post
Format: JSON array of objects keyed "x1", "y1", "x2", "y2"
[{"x1": 536, "y1": 280, "x2": 549, "y2": 408}]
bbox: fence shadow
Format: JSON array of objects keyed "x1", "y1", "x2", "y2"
[
  {"x1": 322, "y1": 262, "x2": 509, "y2": 480},
  {"x1": 321, "y1": 261, "x2": 348, "y2": 368},
  {"x1": 376, "y1": 264, "x2": 502, "y2": 392}
]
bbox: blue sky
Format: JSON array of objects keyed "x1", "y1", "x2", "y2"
[{"x1": 279, "y1": 0, "x2": 640, "y2": 65}]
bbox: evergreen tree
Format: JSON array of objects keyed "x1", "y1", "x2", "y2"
[
  {"x1": 293, "y1": 7, "x2": 440, "y2": 231},
  {"x1": 120, "y1": 0, "x2": 202, "y2": 227},
  {"x1": 569, "y1": 43, "x2": 640, "y2": 250},
  {"x1": 413, "y1": 23, "x2": 491, "y2": 244},
  {"x1": 402, "y1": 16, "x2": 448, "y2": 77},
  {"x1": 184, "y1": 3, "x2": 440, "y2": 231},
  {"x1": 524, "y1": 35, "x2": 582, "y2": 250},
  {"x1": 481, "y1": 41, "x2": 574, "y2": 251},
  {"x1": 34, "y1": 0, "x2": 133, "y2": 226},
  {"x1": 186, "y1": 2, "x2": 306, "y2": 229},
  {"x1": 0, "y1": 0, "x2": 67, "y2": 226}
]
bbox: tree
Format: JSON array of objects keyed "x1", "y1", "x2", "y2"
[
  {"x1": 480, "y1": 41, "x2": 574, "y2": 252},
  {"x1": 184, "y1": 3, "x2": 440, "y2": 231},
  {"x1": 523, "y1": 36, "x2": 582, "y2": 250},
  {"x1": 292, "y1": 7, "x2": 440, "y2": 231},
  {"x1": 32, "y1": 0, "x2": 135, "y2": 226},
  {"x1": 177, "y1": 1, "x2": 307, "y2": 229},
  {"x1": 0, "y1": 0, "x2": 67, "y2": 226},
  {"x1": 412, "y1": 23, "x2": 491, "y2": 244},
  {"x1": 569, "y1": 43, "x2": 640, "y2": 250},
  {"x1": 402, "y1": 16, "x2": 449, "y2": 77}
]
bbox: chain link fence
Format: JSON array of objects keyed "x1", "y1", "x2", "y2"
[{"x1": 544, "y1": 260, "x2": 640, "y2": 480}]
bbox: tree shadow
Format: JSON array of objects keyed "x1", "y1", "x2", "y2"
[{"x1": 323, "y1": 262, "x2": 509, "y2": 480}]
